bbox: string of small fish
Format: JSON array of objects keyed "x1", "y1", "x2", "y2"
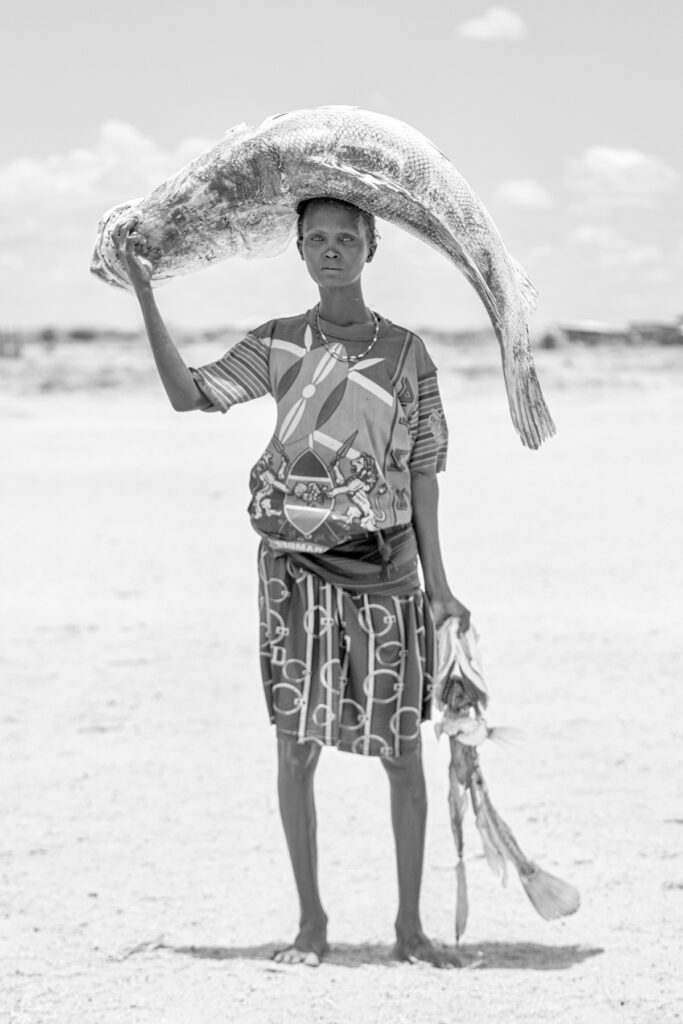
[{"x1": 434, "y1": 618, "x2": 580, "y2": 942}]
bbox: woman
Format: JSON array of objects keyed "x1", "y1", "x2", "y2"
[{"x1": 116, "y1": 196, "x2": 469, "y2": 968}]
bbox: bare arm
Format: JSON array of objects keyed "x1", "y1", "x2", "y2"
[
  {"x1": 115, "y1": 223, "x2": 213, "y2": 413},
  {"x1": 135, "y1": 287, "x2": 212, "y2": 411},
  {"x1": 411, "y1": 470, "x2": 470, "y2": 631}
]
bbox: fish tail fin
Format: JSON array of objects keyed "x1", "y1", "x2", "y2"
[
  {"x1": 519, "y1": 863, "x2": 581, "y2": 920},
  {"x1": 507, "y1": 353, "x2": 557, "y2": 449},
  {"x1": 510, "y1": 256, "x2": 539, "y2": 314},
  {"x1": 488, "y1": 726, "x2": 526, "y2": 746}
]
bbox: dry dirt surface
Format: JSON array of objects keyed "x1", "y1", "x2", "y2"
[{"x1": 1, "y1": 340, "x2": 682, "y2": 1024}]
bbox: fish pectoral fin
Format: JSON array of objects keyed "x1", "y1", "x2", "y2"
[{"x1": 509, "y1": 256, "x2": 539, "y2": 314}]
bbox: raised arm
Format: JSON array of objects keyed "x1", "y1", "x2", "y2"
[
  {"x1": 411, "y1": 469, "x2": 470, "y2": 632},
  {"x1": 115, "y1": 223, "x2": 213, "y2": 412}
]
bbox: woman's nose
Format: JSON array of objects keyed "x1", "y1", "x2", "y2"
[{"x1": 324, "y1": 248, "x2": 339, "y2": 259}]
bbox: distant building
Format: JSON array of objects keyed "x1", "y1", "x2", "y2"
[
  {"x1": 539, "y1": 322, "x2": 630, "y2": 348},
  {"x1": 628, "y1": 319, "x2": 683, "y2": 345},
  {"x1": 539, "y1": 317, "x2": 683, "y2": 347}
]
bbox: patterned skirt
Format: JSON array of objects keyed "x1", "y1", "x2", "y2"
[{"x1": 258, "y1": 536, "x2": 436, "y2": 757}]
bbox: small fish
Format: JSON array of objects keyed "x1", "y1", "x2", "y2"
[
  {"x1": 438, "y1": 616, "x2": 579, "y2": 941},
  {"x1": 90, "y1": 106, "x2": 555, "y2": 448}
]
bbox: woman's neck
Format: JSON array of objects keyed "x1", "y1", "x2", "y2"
[{"x1": 317, "y1": 288, "x2": 372, "y2": 326}]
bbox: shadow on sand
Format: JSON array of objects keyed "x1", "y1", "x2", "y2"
[{"x1": 166, "y1": 940, "x2": 603, "y2": 971}]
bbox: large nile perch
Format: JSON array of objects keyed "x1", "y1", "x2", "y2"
[{"x1": 91, "y1": 105, "x2": 555, "y2": 448}]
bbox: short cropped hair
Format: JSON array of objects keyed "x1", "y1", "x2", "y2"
[{"x1": 296, "y1": 198, "x2": 378, "y2": 257}]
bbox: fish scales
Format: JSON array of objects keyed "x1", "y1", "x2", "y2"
[{"x1": 90, "y1": 105, "x2": 555, "y2": 448}]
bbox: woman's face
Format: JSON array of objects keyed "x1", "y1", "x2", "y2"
[{"x1": 299, "y1": 202, "x2": 373, "y2": 290}]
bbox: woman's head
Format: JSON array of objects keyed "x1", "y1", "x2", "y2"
[
  {"x1": 296, "y1": 198, "x2": 378, "y2": 261},
  {"x1": 296, "y1": 198, "x2": 378, "y2": 292},
  {"x1": 294, "y1": 198, "x2": 378, "y2": 296}
]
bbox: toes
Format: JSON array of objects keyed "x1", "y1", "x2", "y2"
[
  {"x1": 395, "y1": 942, "x2": 460, "y2": 969},
  {"x1": 273, "y1": 948, "x2": 299, "y2": 964},
  {"x1": 272, "y1": 947, "x2": 321, "y2": 967}
]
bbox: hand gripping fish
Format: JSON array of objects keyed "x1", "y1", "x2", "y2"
[
  {"x1": 435, "y1": 618, "x2": 580, "y2": 943},
  {"x1": 90, "y1": 106, "x2": 555, "y2": 449}
]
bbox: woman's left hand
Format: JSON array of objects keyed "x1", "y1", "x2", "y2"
[
  {"x1": 114, "y1": 220, "x2": 153, "y2": 292},
  {"x1": 429, "y1": 593, "x2": 471, "y2": 634}
]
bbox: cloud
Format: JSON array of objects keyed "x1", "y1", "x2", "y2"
[
  {"x1": 458, "y1": 6, "x2": 527, "y2": 41},
  {"x1": 569, "y1": 225, "x2": 662, "y2": 269},
  {"x1": 565, "y1": 147, "x2": 679, "y2": 207},
  {"x1": 0, "y1": 120, "x2": 212, "y2": 212},
  {"x1": 494, "y1": 178, "x2": 555, "y2": 208}
]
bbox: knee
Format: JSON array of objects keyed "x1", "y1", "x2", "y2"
[{"x1": 278, "y1": 737, "x2": 321, "y2": 781}]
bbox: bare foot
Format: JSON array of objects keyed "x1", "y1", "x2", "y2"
[
  {"x1": 272, "y1": 919, "x2": 329, "y2": 968},
  {"x1": 392, "y1": 930, "x2": 461, "y2": 969},
  {"x1": 272, "y1": 947, "x2": 324, "y2": 967}
]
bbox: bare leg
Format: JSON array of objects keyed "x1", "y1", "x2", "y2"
[
  {"x1": 273, "y1": 736, "x2": 329, "y2": 966},
  {"x1": 381, "y1": 744, "x2": 459, "y2": 968}
]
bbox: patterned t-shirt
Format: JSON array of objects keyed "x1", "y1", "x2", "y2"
[{"x1": 190, "y1": 309, "x2": 448, "y2": 553}]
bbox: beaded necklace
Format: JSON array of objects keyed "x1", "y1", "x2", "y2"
[{"x1": 314, "y1": 305, "x2": 380, "y2": 365}]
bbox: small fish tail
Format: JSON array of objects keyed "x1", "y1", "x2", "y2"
[{"x1": 519, "y1": 864, "x2": 581, "y2": 920}]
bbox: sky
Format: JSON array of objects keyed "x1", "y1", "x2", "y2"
[{"x1": 1, "y1": 0, "x2": 681, "y2": 332}]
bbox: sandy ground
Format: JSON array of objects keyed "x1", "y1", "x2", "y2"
[{"x1": 1, "y1": 340, "x2": 682, "y2": 1023}]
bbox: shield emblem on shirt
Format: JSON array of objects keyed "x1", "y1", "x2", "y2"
[{"x1": 284, "y1": 449, "x2": 334, "y2": 538}]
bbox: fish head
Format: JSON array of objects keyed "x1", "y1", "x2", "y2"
[{"x1": 91, "y1": 135, "x2": 299, "y2": 287}]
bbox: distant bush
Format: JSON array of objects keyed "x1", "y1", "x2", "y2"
[
  {"x1": 0, "y1": 331, "x2": 23, "y2": 358},
  {"x1": 69, "y1": 328, "x2": 98, "y2": 342},
  {"x1": 539, "y1": 330, "x2": 566, "y2": 349}
]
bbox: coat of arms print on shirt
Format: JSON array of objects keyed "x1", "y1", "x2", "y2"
[{"x1": 190, "y1": 313, "x2": 449, "y2": 554}]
